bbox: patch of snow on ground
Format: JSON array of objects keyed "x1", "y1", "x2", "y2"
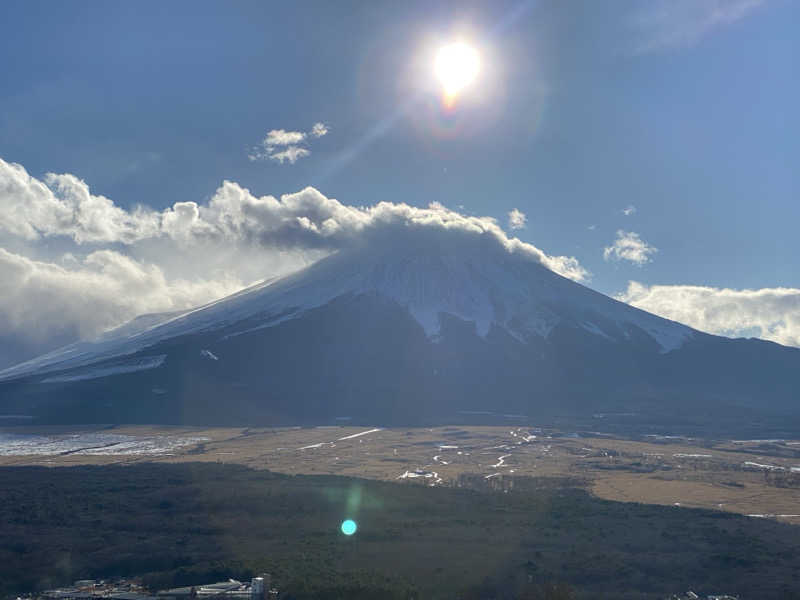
[
  {"x1": 337, "y1": 428, "x2": 382, "y2": 441},
  {"x1": 743, "y1": 461, "x2": 787, "y2": 471},
  {"x1": 0, "y1": 432, "x2": 207, "y2": 456},
  {"x1": 297, "y1": 442, "x2": 334, "y2": 450},
  {"x1": 398, "y1": 469, "x2": 441, "y2": 484},
  {"x1": 491, "y1": 454, "x2": 511, "y2": 468}
]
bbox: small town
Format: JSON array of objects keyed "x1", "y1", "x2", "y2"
[
  {"x1": 16, "y1": 577, "x2": 278, "y2": 600},
  {"x1": 12, "y1": 577, "x2": 743, "y2": 600}
]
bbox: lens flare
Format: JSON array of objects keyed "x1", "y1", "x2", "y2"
[
  {"x1": 341, "y1": 519, "x2": 357, "y2": 535},
  {"x1": 435, "y1": 42, "x2": 480, "y2": 107}
]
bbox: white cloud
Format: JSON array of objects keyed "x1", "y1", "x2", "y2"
[
  {"x1": 0, "y1": 157, "x2": 588, "y2": 365},
  {"x1": 266, "y1": 146, "x2": 310, "y2": 164},
  {"x1": 0, "y1": 158, "x2": 588, "y2": 277},
  {"x1": 264, "y1": 129, "x2": 306, "y2": 147},
  {"x1": 508, "y1": 208, "x2": 527, "y2": 230},
  {"x1": 310, "y1": 122, "x2": 329, "y2": 138},
  {"x1": 603, "y1": 230, "x2": 657, "y2": 265},
  {"x1": 0, "y1": 247, "x2": 244, "y2": 346},
  {"x1": 249, "y1": 123, "x2": 328, "y2": 164},
  {"x1": 617, "y1": 281, "x2": 800, "y2": 348},
  {"x1": 622, "y1": 205, "x2": 637, "y2": 216},
  {"x1": 631, "y1": 0, "x2": 766, "y2": 53},
  {"x1": 0, "y1": 160, "x2": 160, "y2": 244}
]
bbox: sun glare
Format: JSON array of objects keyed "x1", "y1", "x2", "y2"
[{"x1": 435, "y1": 42, "x2": 480, "y2": 106}]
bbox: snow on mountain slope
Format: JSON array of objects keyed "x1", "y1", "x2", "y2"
[
  {"x1": 39, "y1": 355, "x2": 167, "y2": 383},
  {"x1": 0, "y1": 237, "x2": 695, "y2": 382}
]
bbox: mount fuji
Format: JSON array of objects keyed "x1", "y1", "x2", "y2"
[{"x1": 1, "y1": 233, "x2": 798, "y2": 430}]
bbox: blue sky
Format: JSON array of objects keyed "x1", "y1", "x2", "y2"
[{"x1": 0, "y1": 0, "x2": 797, "y2": 364}]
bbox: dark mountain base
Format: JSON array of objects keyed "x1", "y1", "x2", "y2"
[{"x1": 2, "y1": 294, "x2": 798, "y2": 434}]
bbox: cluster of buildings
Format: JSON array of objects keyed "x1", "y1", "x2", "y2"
[
  {"x1": 26, "y1": 579, "x2": 150, "y2": 600},
  {"x1": 20, "y1": 578, "x2": 744, "y2": 600},
  {"x1": 666, "y1": 592, "x2": 739, "y2": 600},
  {"x1": 157, "y1": 577, "x2": 277, "y2": 600},
  {"x1": 22, "y1": 576, "x2": 277, "y2": 600}
]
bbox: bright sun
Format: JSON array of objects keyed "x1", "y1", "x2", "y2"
[{"x1": 435, "y1": 42, "x2": 480, "y2": 105}]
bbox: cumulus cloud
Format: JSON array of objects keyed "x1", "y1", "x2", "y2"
[
  {"x1": 622, "y1": 205, "x2": 637, "y2": 216},
  {"x1": 507, "y1": 208, "x2": 527, "y2": 230},
  {"x1": 603, "y1": 230, "x2": 657, "y2": 265},
  {"x1": 0, "y1": 157, "x2": 587, "y2": 366},
  {"x1": 630, "y1": 0, "x2": 765, "y2": 53},
  {"x1": 617, "y1": 281, "x2": 800, "y2": 348},
  {"x1": 0, "y1": 158, "x2": 586, "y2": 273},
  {"x1": 0, "y1": 247, "x2": 243, "y2": 345},
  {"x1": 249, "y1": 122, "x2": 329, "y2": 164},
  {"x1": 0, "y1": 160, "x2": 159, "y2": 243}
]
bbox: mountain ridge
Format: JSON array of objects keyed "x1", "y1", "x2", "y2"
[{"x1": 0, "y1": 238, "x2": 697, "y2": 381}]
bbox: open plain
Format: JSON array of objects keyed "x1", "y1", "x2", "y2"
[{"x1": 3, "y1": 423, "x2": 799, "y2": 522}]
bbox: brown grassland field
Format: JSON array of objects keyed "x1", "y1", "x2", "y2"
[{"x1": 3, "y1": 424, "x2": 799, "y2": 520}]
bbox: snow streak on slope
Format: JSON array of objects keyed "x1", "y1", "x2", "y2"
[
  {"x1": 40, "y1": 355, "x2": 167, "y2": 383},
  {"x1": 0, "y1": 239, "x2": 695, "y2": 381}
]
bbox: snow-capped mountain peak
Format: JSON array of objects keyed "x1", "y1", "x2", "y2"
[{"x1": 0, "y1": 239, "x2": 694, "y2": 382}]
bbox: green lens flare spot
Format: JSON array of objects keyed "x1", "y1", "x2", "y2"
[{"x1": 341, "y1": 519, "x2": 357, "y2": 536}]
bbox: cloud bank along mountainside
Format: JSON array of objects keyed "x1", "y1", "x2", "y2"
[
  {"x1": 618, "y1": 282, "x2": 800, "y2": 349},
  {"x1": 0, "y1": 157, "x2": 588, "y2": 367}
]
